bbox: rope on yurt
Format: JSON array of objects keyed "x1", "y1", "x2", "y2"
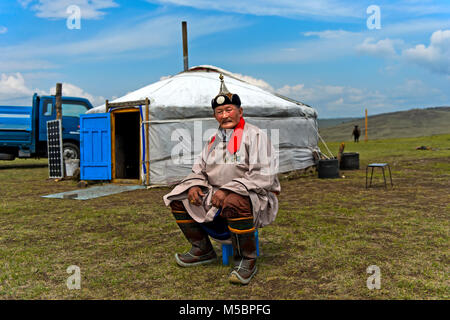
[
  {"x1": 301, "y1": 114, "x2": 335, "y2": 159},
  {"x1": 317, "y1": 132, "x2": 334, "y2": 159}
]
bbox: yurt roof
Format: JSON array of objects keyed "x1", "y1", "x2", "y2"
[{"x1": 87, "y1": 65, "x2": 317, "y2": 118}]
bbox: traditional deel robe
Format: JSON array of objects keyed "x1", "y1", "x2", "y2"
[{"x1": 163, "y1": 118, "x2": 280, "y2": 228}]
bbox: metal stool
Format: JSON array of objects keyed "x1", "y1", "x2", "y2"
[
  {"x1": 222, "y1": 230, "x2": 259, "y2": 265},
  {"x1": 366, "y1": 163, "x2": 393, "y2": 188}
]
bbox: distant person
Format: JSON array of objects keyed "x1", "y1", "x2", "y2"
[{"x1": 352, "y1": 125, "x2": 361, "y2": 142}]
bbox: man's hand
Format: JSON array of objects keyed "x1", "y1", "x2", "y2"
[
  {"x1": 187, "y1": 187, "x2": 205, "y2": 206},
  {"x1": 211, "y1": 189, "x2": 230, "y2": 208}
]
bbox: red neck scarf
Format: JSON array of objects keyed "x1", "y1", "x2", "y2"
[
  {"x1": 228, "y1": 117, "x2": 245, "y2": 154},
  {"x1": 208, "y1": 117, "x2": 246, "y2": 154}
]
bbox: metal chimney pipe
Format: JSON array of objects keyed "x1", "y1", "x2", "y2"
[{"x1": 182, "y1": 21, "x2": 189, "y2": 72}]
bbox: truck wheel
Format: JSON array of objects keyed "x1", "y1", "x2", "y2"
[
  {"x1": 0, "y1": 153, "x2": 15, "y2": 160},
  {"x1": 63, "y1": 143, "x2": 80, "y2": 160}
]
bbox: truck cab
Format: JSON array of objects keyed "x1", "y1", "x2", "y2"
[
  {"x1": 36, "y1": 94, "x2": 93, "y2": 159},
  {"x1": 0, "y1": 93, "x2": 93, "y2": 160}
]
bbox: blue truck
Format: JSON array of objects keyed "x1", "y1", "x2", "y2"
[{"x1": 0, "y1": 93, "x2": 93, "y2": 160}]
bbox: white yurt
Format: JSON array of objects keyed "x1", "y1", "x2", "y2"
[{"x1": 85, "y1": 65, "x2": 320, "y2": 185}]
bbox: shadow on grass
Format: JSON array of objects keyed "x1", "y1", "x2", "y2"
[{"x1": 0, "y1": 163, "x2": 48, "y2": 170}]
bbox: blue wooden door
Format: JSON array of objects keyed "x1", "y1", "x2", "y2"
[{"x1": 80, "y1": 113, "x2": 111, "y2": 180}]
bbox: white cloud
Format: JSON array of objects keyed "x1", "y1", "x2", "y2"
[
  {"x1": 237, "y1": 16, "x2": 450, "y2": 64},
  {"x1": 274, "y1": 78, "x2": 447, "y2": 117},
  {"x1": 383, "y1": 1, "x2": 450, "y2": 17},
  {"x1": 147, "y1": 0, "x2": 450, "y2": 21},
  {"x1": 0, "y1": 60, "x2": 57, "y2": 72},
  {"x1": 243, "y1": 27, "x2": 415, "y2": 64},
  {"x1": 227, "y1": 72, "x2": 274, "y2": 92},
  {"x1": 303, "y1": 29, "x2": 358, "y2": 39},
  {"x1": 277, "y1": 83, "x2": 353, "y2": 109},
  {"x1": 59, "y1": 15, "x2": 245, "y2": 55},
  {"x1": 146, "y1": 0, "x2": 363, "y2": 19},
  {"x1": 0, "y1": 73, "x2": 38, "y2": 101},
  {"x1": 17, "y1": 0, "x2": 33, "y2": 8},
  {"x1": 382, "y1": 18, "x2": 450, "y2": 37},
  {"x1": 0, "y1": 26, "x2": 7, "y2": 34},
  {"x1": 403, "y1": 29, "x2": 450, "y2": 75},
  {"x1": 277, "y1": 83, "x2": 305, "y2": 95},
  {"x1": 245, "y1": 30, "x2": 364, "y2": 63},
  {"x1": 19, "y1": 0, "x2": 119, "y2": 19},
  {"x1": 49, "y1": 83, "x2": 105, "y2": 106},
  {"x1": 392, "y1": 79, "x2": 442, "y2": 100},
  {"x1": 0, "y1": 14, "x2": 247, "y2": 69},
  {"x1": 356, "y1": 38, "x2": 400, "y2": 58},
  {"x1": 0, "y1": 72, "x2": 104, "y2": 106}
]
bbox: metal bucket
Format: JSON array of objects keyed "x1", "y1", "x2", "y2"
[
  {"x1": 340, "y1": 152, "x2": 360, "y2": 170},
  {"x1": 65, "y1": 159, "x2": 80, "y2": 177},
  {"x1": 318, "y1": 159, "x2": 339, "y2": 179}
]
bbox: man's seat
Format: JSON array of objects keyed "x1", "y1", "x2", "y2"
[
  {"x1": 220, "y1": 230, "x2": 259, "y2": 265},
  {"x1": 199, "y1": 210, "x2": 260, "y2": 265}
]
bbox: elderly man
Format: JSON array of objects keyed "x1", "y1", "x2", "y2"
[{"x1": 163, "y1": 74, "x2": 280, "y2": 285}]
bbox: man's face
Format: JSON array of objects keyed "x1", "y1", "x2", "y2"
[{"x1": 214, "y1": 104, "x2": 243, "y2": 129}]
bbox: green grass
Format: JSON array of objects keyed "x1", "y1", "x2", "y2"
[{"x1": 0, "y1": 134, "x2": 449, "y2": 299}]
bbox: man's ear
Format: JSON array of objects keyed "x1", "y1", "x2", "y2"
[{"x1": 239, "y1": 107, "x2": 243, "y2": 117}]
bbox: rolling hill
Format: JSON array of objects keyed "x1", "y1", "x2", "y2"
[
  {"x1": 318, "y1": 106, "x2": 450, "y2": 142},
  {"x1": 317, "y1": 117, "x2": 358, "y2": 129}
]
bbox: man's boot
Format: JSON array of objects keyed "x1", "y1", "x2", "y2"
[
  {"x1": 227, "y1": 217, "x2": 258, "y2": 285},
  {"x1": 171, "y1": 202, "x2": 217, "y2": 267}
]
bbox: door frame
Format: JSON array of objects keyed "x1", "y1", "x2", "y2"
[{"x1": 110, "y1": 108, "x2": 141, "y2": 184}]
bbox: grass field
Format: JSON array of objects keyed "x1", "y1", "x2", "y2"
[{"x1": 0, "y1": 134, "x2": 449, "y2": 299}]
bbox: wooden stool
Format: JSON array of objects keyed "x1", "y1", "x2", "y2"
[
  {"x1": 366, "y1": 163, "x2": 393, "y2": 189},
  {"x1": 222, "y1": 230, "x2": 260, "y2": 265}
]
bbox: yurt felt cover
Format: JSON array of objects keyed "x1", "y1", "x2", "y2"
[{"x1": 87, "y1": 66, "x2": 320, "y2": 185}]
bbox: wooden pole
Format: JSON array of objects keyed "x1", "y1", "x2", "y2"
[
  {"x1": 182, "y1": 21, "x2": 189, "y2": 72},
  {"x1": 145, "y1": 97, "x2": 150, "y2": 186},
  {"x1": 365, "y1": 108, "x2": 368, "y2": 142},
  {"x1": 55, "y1": 83, "x2": 62, "y2": 120}
]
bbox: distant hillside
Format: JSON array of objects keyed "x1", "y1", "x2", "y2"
[
  {"x1": 319, "y1": 106, "x2": 450, "y2": 142},
  {"x1": 317, "y1": 117, "x2": 358, "y2": 128}
]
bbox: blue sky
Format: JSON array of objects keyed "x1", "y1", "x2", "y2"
[{"x1": 0, "y1": 0, "x2": 449, "y2": 118}]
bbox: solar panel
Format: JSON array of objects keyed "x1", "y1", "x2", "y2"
[{"x1": 47, "y1": 119, "x2": 64, "y2": 179}]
